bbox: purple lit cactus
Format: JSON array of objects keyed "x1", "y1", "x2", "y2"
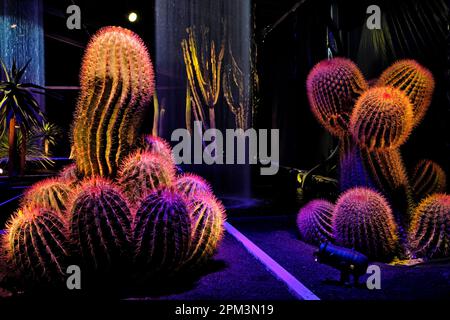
[{"x1": 296, "y1": 199, "x2": 334, "y2": 245}]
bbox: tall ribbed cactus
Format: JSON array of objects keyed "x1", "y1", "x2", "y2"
[
  {"x1": 297, "y1": 199, "x2": 334, "y2": 246},
  {"x1": 117, "y1": 151, "x2": 176, "y2": 206},
  {"x1": 409, "y1": 194, "x2": 450, "y2": 259},
  {"x1": 72, "y1": 26, "x2": 155, "y2": 177},
  {"x1": 349, "y1": 87, "x2": 415, "y2": 227},
  {"x1": 306, "y1": 58, "x2": 368, "y2": 137},
  {"x1": 411, "y1": 160, "x2": 447, "y2": 201},
  {"x1": 175, "y1": 173, "x2": 212, "y2": 199},
  {"x1": 333, "y1": 188, "x2": 399, "y2": 261},
  {"x1": 22, "y1": 178, "x2": 73, "y2": 218},
  {"x1": 133, "y1": 189, "x2": 191, "y2": 276},
  {"x1": 2, "y1": 206, "x2": 71, "y2": 285},
  {"x1": 69, "y1": 179, "x2": 132, "y2": 275},
  {"x1": 377, "y1": 59, "x2": 435, "y2": 126},
  {"x1": 187, "y1": 193, "x2": 225, "y2": 266}
]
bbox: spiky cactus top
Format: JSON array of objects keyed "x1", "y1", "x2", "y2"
[
  {"x1": 306, "y1": 58, "x2": 368, "y2": 137},
  {"x1": 117, "y1": 151, "x2": 176, "y2": 206},
  {"x1": 333, "y1": 188, "x2": 399, "y2": 260},
  {"x1": 69, "y1": 178, "x2": 132, "y2": 274},
  {"x1": 175, "y1": 173, "x2": 212, "y2": 199},
  {"x1": 59, "y1": 163, "x2": 81, "y2": 185},
  {"x1": 2, "y1": 206, "x2": 71, "y2": 285},
  {"x1": 133, "y1": 188, "x2": 191, "y2": 276},
  {"x1": 409, "y1": 194, "x2": 450, "y2": 259},
  {"x1": 188, "y1": 193, "x2": 225, "y2": 266},
  {"x1": 411, "y1": 160, "x2": 447, "y2": 201},
  {"x1": 139, "y1": 134, "x2": 174, "y2": 163},
  {"x1": 297, "y1": 199, "x2": 334, "y2": 246},
  {"x1": 350, "y1": 87, "x2": 414, "y2": 151},
  {"x1": 72, "y1": 26, "x2": 155, "y2": 178},
  {"x1": 377, "y1": 60, "x2": 435, "y2": 126},
  {"x1": 21, "y1": 178, "x2": 72, "y2": 218}
]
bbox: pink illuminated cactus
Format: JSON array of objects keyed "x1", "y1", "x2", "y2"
[{"x1": 296, "y1": 199, "x2": 334, "y2": 245}]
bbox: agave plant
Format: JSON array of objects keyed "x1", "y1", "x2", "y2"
[
  {"x1": 0, "y1": 59, "x2": 45, "y2": 176},
  {"x1": 35, "y1": 121, "x2": 62, "y2": 156}
]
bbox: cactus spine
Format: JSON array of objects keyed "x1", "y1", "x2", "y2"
[
  {"x1": 2, "y1": 207, "x2": 71, "y2": 284},
  {"x1": 333, "y1": 188, "x2": 399, "y2": 261},
  {"x1": 411, "y1": 160, "x2": 447, "y2": 201},
  {"x1": 188, "y1": 194, "x2": 225, "y2": 266},
  {"x1": 297, "y1": 200, "x2": 334, "y2": 245},
  {"x1": 409, "y1": 194, "x2": 450, "y2": 259},
  {"x1": 175, "y1": 173, "x2": 212, "y2": 199},
  {"x1": 69, "y1": 179, "x2": 132, "y2": 274},
  {"x1": 133, "y1": 189, "x2": 191, "y2": 276},
  {"x1": 72, "y1": 26, "x2": 155, "y2": 177}
]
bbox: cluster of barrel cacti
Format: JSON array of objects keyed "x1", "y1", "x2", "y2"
[
  {"x1": 1, "y1": 27, "x2": 225, "y2": 290},
  {"x1": 300, "y1": 58, "x2": 448, "y2": 261}
]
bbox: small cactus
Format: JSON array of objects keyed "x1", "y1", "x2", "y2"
[
  {"x1": 22, "y1": 178, "x2": 73, "y2": 218},
  {"x1": 59, "y1": 163, "x2": 81, "y2": 185},
  {"x1": 333, "y1": 188, "x2": 399, "y2": 261},
  {"x1": 117, "y1": 151, "x2": 176, "y2": 205},
  {"x1": 306, "y1": 58, "x2": 368, "y2": 137},
  {"x1": 175, "y1": 173, "x2": 212, "y2": 199},
  {"x1": 139, "y1": 134, "x2": 174, "y2": 163},
  {"x1": 72, "y1": 26, "x2": 155, "y2": 177},
  {"x1": 2, "y1": 206, "x2": 71, "y2": 285},
  {"x1": 69, "y1": 178, "x2": 132, "y2": 275},
  {"x1": 377, "y1": 59, "x2": 435, "y2": 126},
  {"x1": 409, "y1": 194, "x2": 450, "y2": 259},
  {"x1": 411, "y1": 160, "x2": 447, "y2": 201},
  {"x1": 133, "y1": 189, "x2": 191, "y2": 276},
  {"x1": 187, "y1": 193, "x2": 225, "y2": 266},
  {"x1": 297, "y1": 199, "x2": 334, "y2": 246}
]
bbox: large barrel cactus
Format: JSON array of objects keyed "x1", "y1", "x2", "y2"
[
  {"x1": 175, "y1": 173, "x2": 212, "y2": 199},
  {"x1": 297, "y1": 199, "x2": 334, "y2": 246},
  {"x1": 409, "y1": 194, "x2": 450, "y2": 259},
  {"x1": 187, "y1": 193, "x2": 225, "y2": 266},
  {"x1": 377, "y1": 59, "x2": 435, "y2": 126},
  {"x1": 306, "y1": 57, "x2": 368, "y2": 137},
  {"x1": 133, "y1": 189, "x2": 191, "y2": 276},
  {"x1": 72, "y1": 26, "x2": 155, "y2": 177},
  {"x1": 2, "y1": 206, "x2": 71, "y2": 285},
  {"x1": 22, "y1": 178, "x2": 73, "y2": 218},
  {"x1": 139, "y1": 134, "x2": 174, "y2": 164},
  {"x1": 117, "y1": 151, "x2": 176, "y2": 205},
  {"x1": 333, "y1": 188, "x2": 399, "y2": 261},
  {"x1": 411, "y1": 160, "x2": 447, "y2": 201},
  {"x1": 69, "y1": 179, "x2": 133, "y2": 275}
]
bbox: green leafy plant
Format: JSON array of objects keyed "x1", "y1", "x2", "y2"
[{"x1": 0, "y1": 59, "x2": 45, "y2": 176}]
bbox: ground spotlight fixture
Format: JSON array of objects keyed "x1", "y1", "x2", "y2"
[
  {"x1": 314, "y1": 242, "x2": 369, "y2": 286},
  {"x1": 128, "y1": 12, "x2": 138, "y2": 23}
]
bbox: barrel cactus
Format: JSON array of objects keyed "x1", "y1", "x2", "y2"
[
  {"x1": 297, "y1": 199, "x2": 334, "y2": 246},
  {"x1": 175, "y1": 173, "x2": 212, "y2": 199},
  {"x1": 306, "y1": 58, "x2": 368, "y2": 137},
  {"x1": 72, "y1": 26, "x2": 155, "y2": 178},
  {"x1": 22, "y1": 178, "x2": 73, "y2": 218},
  {"x1": 133, "y1": 188, "x2": 191, "y2": 276},
  {"x1": 409, "y1": 194, "x2": 450, "y2": 259},
  {"x1": 69, "y1": 178, "x2": 133, "y2": 275},
  {"x1": 2, "y1": 206, "x2": 71, "y2": 285},
  {"x1": 377, "y1": 59, "x2": 435, "y2": 126},
  {"x1": 59, "y1": 163, "x2": 81, "y2": 186},
  {"x1": 139, "y1": 134, "x2": 174, "y2": 163},
  {"x1": 333, "y1": 188, "x2": 399, "y2": 261},
  {"x1": 117, "y1": 151, "x2": 176, "y2": 206},
  {"x1": 411, "y1": 160, "x2": 447, "y2": 201},
  {"x1": 187, "y1": 193, "x2": 225, "y2": 266}
]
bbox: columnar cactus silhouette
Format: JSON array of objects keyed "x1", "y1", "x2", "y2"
[
  {"x1": 72, "y1": 26, "x2": 155, "y2": 177},
  {"x1": 411, "y1": 160, "x2": 447, "y2": 201},
  {"x1": 117, "y1": 151, "x2": 176, "y2": 205},
  {"x1": 377, "y1": 59, "x2": 435, "y2": 126},
  {"x1": 306, "y1": 57, "x2": 368, "y2": 137},
  {"x1": 333, "y1": 188, "x2": 399, "y2": 261},
  {"x1": 188, "y1": 193, "x2": 225, "y2": 266},
  {"x1": 175, "y1": 173, "x2": 212, "y2": 199},
  {"x1": 296, "y1": 199, "x2": 334, "y2": 245},
  {"x1": 69, "y1": 179, "x2": 133, "y2": 275},
  {"x1": 133, "y1": 189, "x2": 191, "y2": 276},
  {"x1": 2, "y1": 206, "x2": 71, "y2": 285},
  {"x1": 409, "y1": 194, "x2": 450, "y2": 259},
  {"x1": 22, "y1": 178, "x2": 73, "y2": 218}
]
